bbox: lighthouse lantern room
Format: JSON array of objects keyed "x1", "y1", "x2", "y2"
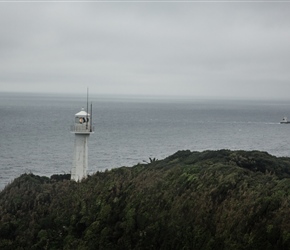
[{"x1": 71, "y1": 107, "x2": 94, "y2": 181}]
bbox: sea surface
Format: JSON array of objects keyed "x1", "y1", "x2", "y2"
[{"x1": 1, "y1": 92, "x2": 290, "y2": 190}]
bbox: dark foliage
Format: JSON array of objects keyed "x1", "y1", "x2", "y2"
[
  {"x1": 50, "y1": 174, "x2": 71, "y2": 182},
  {"x1": 1, "y1": 150, "x2": 290, "y2": 249}
]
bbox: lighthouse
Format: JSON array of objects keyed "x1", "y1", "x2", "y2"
[{"x1": 71, "y1": 106, "x2": 94, "y2": 181}]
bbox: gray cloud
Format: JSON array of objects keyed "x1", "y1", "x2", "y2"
[{"x1": 1, "y1": 2, "x2": 290, "y2": 99}]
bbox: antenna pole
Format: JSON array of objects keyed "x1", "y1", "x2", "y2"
[
  {"x1": 86, "y1": 88, "x2": 89, "y2": 130},
  {"x1": 90, "y1": 102, "x2": 93, "y2": 132}
]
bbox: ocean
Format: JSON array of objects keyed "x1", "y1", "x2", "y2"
[{"x1": 1, "y1": 92, "x2": 290, "y2": 190}]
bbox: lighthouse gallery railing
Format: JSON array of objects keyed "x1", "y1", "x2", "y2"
[{"x1": 70, "y1": 125, "x2": 94, "y2": 133}]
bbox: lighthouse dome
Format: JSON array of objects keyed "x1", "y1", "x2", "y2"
[
  {"x1": 70, "y1": 106, "x2": 94, "y2": 135},
  {"x1": 75, "y1": 108, "x2": 90, "y2": 117}
]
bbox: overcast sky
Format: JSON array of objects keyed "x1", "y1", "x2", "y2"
[{"x1": 0, "y1": 1, "x2": 290, "y2": 99}]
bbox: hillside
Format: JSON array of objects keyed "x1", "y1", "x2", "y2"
[{"x1": 1, "y1": 150, "x2": 290, "y2": 249}]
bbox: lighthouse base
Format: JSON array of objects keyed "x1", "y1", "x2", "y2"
[{"x1": 71, "y1": 134, "x2": 89, "y2": 181}]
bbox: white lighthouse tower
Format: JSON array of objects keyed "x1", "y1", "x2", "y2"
[{"x1": 71, "y1": 105, "x2": 94, "y2": 181}]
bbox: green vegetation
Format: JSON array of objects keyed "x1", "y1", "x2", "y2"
[{"x1": 1, "y1": 150, "x2": 290, "y2": 249}]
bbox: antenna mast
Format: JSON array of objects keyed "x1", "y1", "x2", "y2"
[
  {"x1": 86, "y1": 88, "x2": 89, "y2": 130},
  {"x1": 90, "y1": 102, "x2": 93, "y2": 132}
]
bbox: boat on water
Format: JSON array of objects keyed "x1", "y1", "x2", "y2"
[{"x1": 280, "y1": 117, "x2": 290, "y2": 124}]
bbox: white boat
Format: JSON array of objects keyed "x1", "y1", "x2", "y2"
[{"x1": 280, "y1": 117, "x2": 290, "y2": 124}]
